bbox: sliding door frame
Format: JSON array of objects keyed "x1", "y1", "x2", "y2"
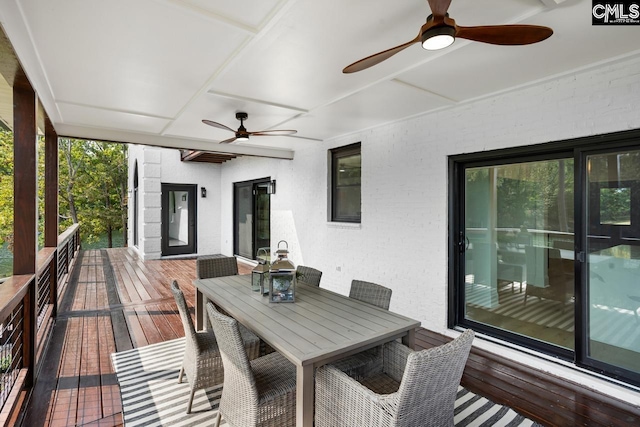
[
  {"x1": 575, "y1": 142, "x2": 640, "y2": 386},
  {"x1": 233, "y1": 177, "x2": 271, "y2": 260},
  {"x1": 448, "y1": 128, "x2": 640, "y2": 386}
]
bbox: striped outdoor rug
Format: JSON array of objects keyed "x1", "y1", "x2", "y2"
[{"x1": 112, "y1": 338, "x2": 541, "y2": 426}]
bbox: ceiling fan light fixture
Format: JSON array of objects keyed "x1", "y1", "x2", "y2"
[
  {"x1": 235, "y1": 134, "x2": 249, "y2": 142},
  {"x1": 421, "y1": 26, "x2": 455, "y2": 50}
]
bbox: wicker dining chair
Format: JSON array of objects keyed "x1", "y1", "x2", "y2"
[
  {"x1": 170, "y1": 281, "x2": 260, "y2": 414},
  {"x1": 196, "y1": 255, "x2": 240, "y2": 325},
  {"x1": 332, "y1": 280, "x2": 393, "y2": 380},
  {"x1": 349, "y1": 279, "x2": 393, "y2": 310},
  {"x1": 196, "y1": 255, "x2": 238, "y2": 279},
  {"x1": 207, "y1": 302, "x2": 297, "y2": 427},
  {"x1": 315, "y1": 329, "x2": 475, "y2": 427},
  {"x1": 296, "y1": 265, "x2": 322, "y2": 287}
]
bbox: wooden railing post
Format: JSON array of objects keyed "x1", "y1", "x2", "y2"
[{"x1": 13, "y1": 78, "x2": 38, "y2": 388}]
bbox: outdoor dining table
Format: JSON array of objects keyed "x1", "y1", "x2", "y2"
[{"x1": 194, "y1": 274, "x2": 421, "y2": 427}]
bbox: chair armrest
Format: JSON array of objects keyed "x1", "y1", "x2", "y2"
[
  {"x1": 315, "y1": 364, "x2": 396, "y2": 427},
  {"x1": 383, "y1": 340, "x2": 413, "y2": 383}
]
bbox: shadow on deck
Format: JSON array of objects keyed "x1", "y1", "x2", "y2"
[{"x1": 21, "y1": 248, "x2": 640, "y2": 426}]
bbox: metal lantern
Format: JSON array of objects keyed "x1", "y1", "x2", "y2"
[
  {"x1": 252, "y1": 248, "x2": 270, "y2": 294},
  {"x1": 268, "y1": 240, "x2": 296, "y2": 303}
]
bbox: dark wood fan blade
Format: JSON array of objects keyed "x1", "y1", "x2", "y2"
[
  {"x1": 249, "y1": 129, "x2": 297, "y2": 136},
  {"x1": 219, "y1": 136, "x2": 237, "y2": 144},
  {"x1": 456, "y1": 25, "x2": 553, "y2": 45},
  {"x1": 202, "y1": 119, "x2": 235, "y2": 133},
  {"x1": 343, "y1": 35, "x2": 421, "y2": 73},
  {"x1": 428, "y1": 0, "x2": 452, "y2": 18}
]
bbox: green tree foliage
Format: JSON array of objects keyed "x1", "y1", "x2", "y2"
[
  {"x1": 58, "y1": 138, "x2": 128, "y2": 247},
  {"x1": 600, "y1": 187, "x2": 631, "y2": 225},
  {"x1": 0, "y1": 129, "x2": 13, "y2": 250},
  {"x1": 38, "y1": 136, "x2": 46, "y2": 249}
]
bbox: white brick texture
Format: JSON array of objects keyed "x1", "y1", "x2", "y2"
[{"x1": 129, "y1": 55, "x2": 640, "y2": 401}]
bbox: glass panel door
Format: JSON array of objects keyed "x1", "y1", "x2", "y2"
[
  {"x1": 161, "y1": 183, "x2": 196, "y2": 256},
  {"x1": 234, "y1": 182, "x2": 253, "y2": 259},
  {"x1": 584, "y1": 149, "x2": 640, "y2": 378},
  {"x1": 233, "y1": 178, "x2": 271, "y2": 260},
  {"x1": 462, "y1": 158, "x2": 575, "y2": 350}
]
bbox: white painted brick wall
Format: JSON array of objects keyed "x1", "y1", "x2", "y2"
[
  {"x1": 219, "y1": 156, "x2": 297, "y2": 257},
  {"x1": 139, "y1": 146, "x2": 162, "y2": 259},
  {"x1": 159, "y1": 149, "x2": 223, "y2": 257},
  {"x1": 217, "y1": 54, "x2": 640, "y2": 331},
  {"x1": 128, "y1": 145, "x2": 223, "y2": 259},
  {"x1": 127, "y1": 55, "x2": 640, "y2": 403},
  {"x1": 132, "y1": 55, "x2": 640, "y2": 317}
]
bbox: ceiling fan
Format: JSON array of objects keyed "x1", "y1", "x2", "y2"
[
  {"x1": 202, "y1": 112, "x2": 297, "y2": 144},
  {"x1": 343, "y1": 0, "x2": 553, "y2": 73}
]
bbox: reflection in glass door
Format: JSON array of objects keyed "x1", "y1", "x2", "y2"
[
  {"x1": 133, "y1": 162, "x2": 139, "y2": 247},
  {"x1": 255, "y1": 182, "x2": 271, "y2": 252},
  {"x1": 161, "y1": 184, "x2": 196, "y2": 256},
  {"x1": 234, "y1": 178, "x2": 271, "y2": 260},
  {"x1": 584, "y1": 149, "x2": 640, "y2": 379},
  {"x1": 461, "y1": 158, "x2": 575, "y2": 351}
]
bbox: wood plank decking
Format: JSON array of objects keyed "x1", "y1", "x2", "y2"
[{"x1": 21, "y1": 248, "x2": 640, "y2": 426}]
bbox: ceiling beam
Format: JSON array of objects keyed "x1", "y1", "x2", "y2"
[
  {"x1": 181, "y1": 150, "x2": 202, "y2": 162},
  {"x1": 181, "y1": 150, "x2": 239, "y2": 164},
  {"x1": 55, "y1": 124, "x2": 295, "y2": 160}
]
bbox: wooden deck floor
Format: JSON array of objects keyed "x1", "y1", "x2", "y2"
[
  {"x1": 21, "y1": 248, "x2": 639, "y2": 426},
  {"x1": 22, "y1": 248, "x2": 253, "y2": 427}
]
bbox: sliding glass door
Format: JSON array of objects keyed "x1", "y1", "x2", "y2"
[
  {"x1": 583, "y1": 148, "x2": 640, "y2": 380},
  {"x1": 460, "y1": 157, "x2": 575, "y2": 352},
  {"x1": 450, "y1": 132, "x2": 640, "y2": 387}
]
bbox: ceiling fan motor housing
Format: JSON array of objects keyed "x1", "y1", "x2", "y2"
[{"x1": 235, "y1": 112, "x2": 250, "y2": 140}]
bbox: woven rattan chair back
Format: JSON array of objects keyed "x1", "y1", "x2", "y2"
[
  {"x1": 296, "y1": 265, "x2": 322, "y2": 286},
  {"x1": 394, "y1": 329, "x2": 475, "y2": 426},
  {"x1": 197, "y1": 255, "x2": 238, "y2": 279},
  {"x1": 171, "y1": 280, "x2": 198, "y2": 354},
  {"x1": 171, "y1": 280, "x2": 224, "y2": 413},
  {"x1": 349, "y1": 280, "x2": 392, "y2": 310},
  {"x1": 206, "y1": 302, "x2": 259, "y2": 425}
]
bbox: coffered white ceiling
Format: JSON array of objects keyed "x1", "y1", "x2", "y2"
[{"x1": 1, "y1": 0, "x2": 639, "y2": 158}]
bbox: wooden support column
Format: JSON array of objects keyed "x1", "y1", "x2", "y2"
[
  {"x1": 45, "y1": 118, "x2": 59, "y2": 317},
  {"x1": 44, "y1": 118, "x2": 58, "y2": 247},
  {"x1": 13, "y1": 77, "x2": 37, "y2": 387},
  {"x1": 13, "y1": 81, "x2": 37, "y2": 275}
]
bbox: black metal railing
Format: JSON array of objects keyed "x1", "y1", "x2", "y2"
[
  {"x1": 0, "y1": 275, "x2": 31, "y2": 422},
  {"x1": 0, "y1": 223, "x2": 80, "y2": 424},
  {"x1": 0, "y1": 298, "x2": 25, "y2": 410}
]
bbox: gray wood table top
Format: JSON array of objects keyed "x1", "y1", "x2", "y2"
[{"x1": 195, "y1": 274, "x2": 420, "y2": 366}]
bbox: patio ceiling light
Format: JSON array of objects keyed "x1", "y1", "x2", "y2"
[{"x1": 421, "y1": 25, "x2": 455, "y2": 50}]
